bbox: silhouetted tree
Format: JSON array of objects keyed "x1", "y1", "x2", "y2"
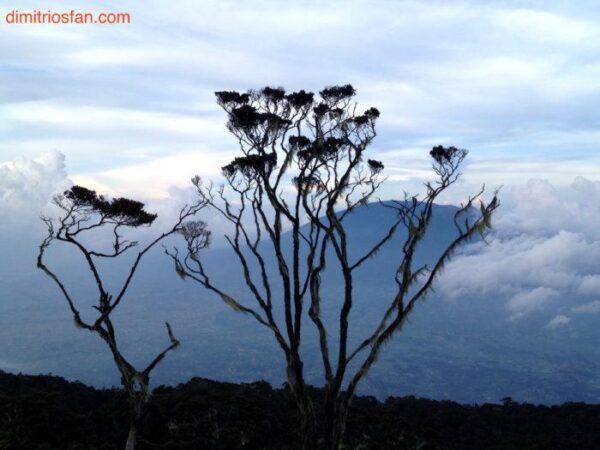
[
  {"x1": 168, "y1": 85, "x2": 499, "y2": 449},
  {"x1": 37, "y1": 186, "x2": 204, "y2": 450}
]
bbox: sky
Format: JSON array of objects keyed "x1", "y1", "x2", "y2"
[
  {"x1": 1, "y1": 0, "x2": 599, "y2": 199},
  {"x1": 0, "y1": 0, "x2": 599, "y2": 328}
]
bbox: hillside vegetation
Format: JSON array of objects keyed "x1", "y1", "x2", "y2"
[{"x1": 1, "y1": 371, "x2": 599, "y2": 449}]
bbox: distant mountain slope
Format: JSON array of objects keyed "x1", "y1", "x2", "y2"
[{"x1": 0, "y1": 202, "x2": 599, "y2": 404}]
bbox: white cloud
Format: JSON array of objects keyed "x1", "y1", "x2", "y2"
[
  {"x1": 71, "y1": 149, "x2": 234, "y2": 199},
  {"x1": 494, "y1": 178, "x2": 600, "y2": 240},
  {"x1": 0, "y1": 101, "x2": 223, "y2": 136},
  {"x1": 440, "y1": 177, "x2": 600, "y2": 324},
  {"x1": 493, "y1": 8, "x2": 597, "y2": 45},
  {"x1": 507, "y1": 288, "x2": 559, "y2": 320},
  {"x1": 0, "y1": 151, "x2": 70, "y2": 226},
  {"x1": 0, "y1": 151, "x2": 227, "y2": 248},
  {"x1": 547, "y1": 314, "x2": 571, "y2": 328}
]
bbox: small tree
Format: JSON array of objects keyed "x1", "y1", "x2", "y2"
[
  {"x1": 168, "y1": 85, "x2": 498, "y2": 449},
  {"x1": 37, "y1": 186, "x2": 204, "y2": 450}
]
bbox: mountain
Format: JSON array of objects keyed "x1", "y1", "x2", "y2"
[{"x1": 0, "y1": 202, "x2": 599, "y2": 404}]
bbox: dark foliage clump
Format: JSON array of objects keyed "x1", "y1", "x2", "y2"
[
  {"x1": 64, "y1": 185, "x2": 157, "y2": 226},
  {"x1": 313, "y1": 102, "x2": 329, "y2": 116},
  {"x1": 296, "y1": 137, "x2": 344, "y2": 164},
  {"x1": 215, "y1": 91, "x2": 250, "y2": 105},
  {"x1": 288, "y1": 135, "x2": 311, "y2": 150},
  {"x1": 229, "y1": 105, "x2": 292, "y2": 131},
  {"x1": 222, "y1": 153, "x2": 278, "y2": 178},
  {"x1": 2, "y1": 371, "x2": 600, "y2": 450},
  {"x1": 229, "y1": 104, "x2": 268, "y2": 129},
  {"x1": 429, "y1": 145, "x2": 464, "y2": 165},
  {"x1": 64, "y1": 185, "x2": 98, "y2": 205},
  {"x1": 319, "y1": 84, "x2": 356, "y2": 101},
  {"x1": 364, "y1": 107, "x2": 380, "y2": 118},
  {"x1": 367, "y1": 159, "x2": 384, "y2": 174},
  {"x1": 286, "y1": 90, "x2": 314, "y2": 108},
  {"x1": 261, "y1": 86, "x2": 286, "y2": 102}
]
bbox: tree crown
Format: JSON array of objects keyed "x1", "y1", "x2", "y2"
[{"x1": 63, "y1": 185, "x2": 157, "y2": 227}]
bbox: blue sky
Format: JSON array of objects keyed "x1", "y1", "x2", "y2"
[{"x1": 1, "y1": 0, "x2": 599, "y2": 199}]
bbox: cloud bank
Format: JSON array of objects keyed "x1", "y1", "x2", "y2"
[
  {"x1": 0, "y1": 152, "x2": 225, "y2": 243},
  {"x1": 0, "y1": 151, "x2": 71, "y2": 229},
  {"x1": 440, "y1": 177, "x2": 600, "y2": 325},
  {"x1": 2, "y1": 152, "x2": 598, "y2": 327}
]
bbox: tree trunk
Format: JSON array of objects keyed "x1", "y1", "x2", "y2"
[
  {"x1": 298, "y1": 401, "x2": 315, "y2": 450},
  {"x1": 324, "y1": 414, "x2": 341, "y2": 449},
  {"x1": 124, "y1": 385, "x2": 145, "y2": 450},
  {"x1": 287, "y1": 356, "x2": 315, "y2": 449},
  {"x1": 323, "y1": 395, "x2": 349, "y2": 450},
  {"x1": 125, "y1": 423, "x2": 136, "y2": 450},
  {"x1": 323, "y1": 392, "x2": 336, "y2": 450}
]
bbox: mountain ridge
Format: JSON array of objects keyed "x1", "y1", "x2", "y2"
[{"x1": 0, "y1": 201, "x2": 598, "y2": 404}]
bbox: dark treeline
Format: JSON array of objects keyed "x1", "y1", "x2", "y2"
[{"x1": 1, "y1": 370, "x2": 599, "y2": 450}]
